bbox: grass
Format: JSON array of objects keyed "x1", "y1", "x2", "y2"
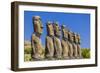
[
  {"x1": 24, "y1": 54, "x2": 32, "y2": 61},
  {"x1": 81, "y1": 48, "x2": 90, "y2": 58},
  {"x1": 24, "y1": 47, "x2": 32, "y2": 54}
]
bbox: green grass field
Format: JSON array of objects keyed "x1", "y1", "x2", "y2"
[{"x1": 81, "y1": 48, "x2": 90, "y2": 58}]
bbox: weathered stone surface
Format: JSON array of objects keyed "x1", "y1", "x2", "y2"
[
  {"x1": 33, "y1": 16, "x2": 43, "y2": 35},
  {"x1": 31, "y1": 16, "x2": 82, "y2": 60},
  {"x1": 72, "y1": 33, "x2": 78, "y2": 58},
  {"x1": 61, "y1": 25, "x2": 69, "y2": 40},
  {"x1": 68, "y1": 31, "x2": 74, "y2": 58},
  {"x1": 54, "y1": 37, "x2": 62, "y2": 59},
  {"x1": 61, "y1": 25, "x2": 69, "y2": 59},
  {"x1": 45, "y1": 22, "x2": 54, "y2": 59},
  {"x1": 31, "y1": 34, "x2": 44, "y2": 60},
  {"x1": 53, "y1": 22, "x2": 61, "y2": 37},
  {"x1": 45, "y1": 36, "x2": 54, "y2": 59},
  {"x1": 31, "y1": 16, "x2": 44, "y2": 60},
  {"x1": 77, "y1": 44, "x2": 81, "y2": 58},
  {"x1": 53, "y1": 23, "x2": 62, "y2": 59},
  {"x1": 46, "y1": 21, "x2": 54, "y2": 36},
  {"x1": 61, "y1": 40, "x2": 69, "y2": 59},
  {"x1": 76, "y1": 34, "x2": 82, "y2": 58}
]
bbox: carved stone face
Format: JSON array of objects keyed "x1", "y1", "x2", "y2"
[
  {"x1": 53, "y1": 22, "x2": 61, "y2": 37},
  {"x1": 72, "y1": 32, "x2": 75, "y2": 42},
  {"x1": 74, "y1": 33, "x2": 80, "y2": 44},
  {"x1": 33, "y1": 16, "x2": 43, "y2": 35},
  {"x1": 68, "y1": 31, "x2": 74, "y2": 42},
  {"x1": 46, "y1": 21, "x2": 54, "y2": 36},
  {"x1": 77, "y1": 34, "x2": 80, "y2": 44},
  {"x1": 74, "y1": 33, "x2": 77, "y2": 44},
  {"x1": 61, "y1": 25, "x2": 69, "y2": 39}
]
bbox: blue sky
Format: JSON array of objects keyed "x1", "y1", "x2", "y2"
[{"x1": 24, "y1": 11, "x2": 90, "y2": 48}]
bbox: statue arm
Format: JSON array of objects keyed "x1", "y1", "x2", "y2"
[
  {"x1": 54, "y1": 37, "x2": 57, "y2": 52},
  {"x1": 61, "y1": 40, "x2": 64, "y2": 49},
  {"x1": 46, "y1": 37, "x2": 51, "y2": 52},
  {"x1": 31, "y1": 35, "x2": 36, "y2": 55}
]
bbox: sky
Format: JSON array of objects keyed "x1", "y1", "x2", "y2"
[{"x1": 24, "y1": 11, "x2": 90, "y2": 48}]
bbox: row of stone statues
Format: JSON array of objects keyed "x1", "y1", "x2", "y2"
[{"x1": 31, "y1": 16, "x2": 82, "y2": 60}]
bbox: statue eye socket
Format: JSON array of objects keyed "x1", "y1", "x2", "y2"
[
  {"x1": 35, "y1": 19, "x2": 38, "y2": 21},
  {"x1": 41, "y1": 26, "x2": 44, "y2": 28},
  {"x1": 34, "y1": 41, "x2": 37, "y2": 44},
  {"x1": 48, "y1": 23, "x2": 51, "y2": 25}
]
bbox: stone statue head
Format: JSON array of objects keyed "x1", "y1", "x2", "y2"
[
  {"x1": 61, "y1": 25, "x2": 69, "y2": 40},
  {"x1": 77, "y1": 34, "x2": 81, "y2": 44},
  {"x1": 33, "y1": 16, "x2": 43, "y2": 35},
  {"x1": 46, "y1": 21, "x2": 54, "y2": 36},
  {"x1": 74, "y1": 33, "x2": 80, "y2": 44},
  {"x1": 72, "y1": 32, "x2": 76, "y2": 43},
  {"x1": 68, "y1": 31, "x2": 74, "y2": 42},
  {"x1": 53, "y1": 22, "x2": 61, "y2": 37}
]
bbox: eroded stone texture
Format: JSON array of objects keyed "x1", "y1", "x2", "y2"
[
  {"x1": 33, "y1": 16, "x2": 43, "y2": 35},
  {"x1": 76, "y1": 34, "x2": 81, "y2": 58},
  {"x1": 46, "y1": 21, "x2": 54, "y2": 36},
  {"x1": 53, "y1": 22, "x2": 61, "y2": 37},
  {"x1": 31, "y1": 34, "x2": 44, "y2": 60},
  {"x1": 53, "y1": 22, "x2": 62, "y2": 59},
  {"x1": 31, "y1": 16, "x2": 44, "y2": 60},
  {"x1": 45, "y1": 22, "x2": 54, "y2": 59},
  {"x1": 61, "y1": 25, "x2": 69, "y2": 59},
  {"x1": 31, "y1": 16, "x2": 82, "y2": 60},
  {"x1": 68, "y1": 31, "x2": 74, "y2": 58},
  {"x1": 72, "y1": 33, "x2": 78, "y2": 58}
]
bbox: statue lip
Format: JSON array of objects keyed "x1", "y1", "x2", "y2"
[{"x1": 41, "y1": 26, "x2": 44, "y2": 28}]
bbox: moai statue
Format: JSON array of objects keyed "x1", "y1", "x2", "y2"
[
  {"x1": 53, "y1": 22, "x2": 62, "y2": 59},
  {"x1": 72, "y1": 33, "x2": 78, "y2": 58},
  {"x1": 76, "y1": 34, "x2": 82, "y2": 58},
  {"x1": 61, "y1": 25, "x2": 69, "y2": 59},
  {"x1": 68, "y1": 31, "x2": 74, "y2": 58},
  {"x1": 45, "y1": 21, "x2": 54, "y2": 59},
  {"x1": 31, "y1": 16, "x2": 44, "y2": 60}
]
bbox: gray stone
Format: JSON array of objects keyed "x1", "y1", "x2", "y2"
[
  {"x1": 53, "y1": 23, "x2": 62, "y2": 59},
  {"x1": 72, "y1": 33, "x2": 78, "y2": 58},
  {"x1": 61, "y1": 25, "x2": 69, "y2": 59},
  {"x1": 32, "y1": 16, "x2": 43, "y2": 35},
  {"x1": 45, "y1": 22, "x2": 54, "y2": 59},
  {"x1": 68, "y1": 31, "x2": 74, "y2": 58},
  {"x1": 76, "y1": 34, "x2": 82, "y2": 58},
  {"x1": 31, "y1": 16, "x2": 44, "y2": 60}
]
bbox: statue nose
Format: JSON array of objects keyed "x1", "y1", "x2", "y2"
[
  {"x1": 41, "y1": 26, "x2": 44, "y2": 29},
  {"x1": 59, "y1": 28, "x2": 61, "y2": 31}
]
